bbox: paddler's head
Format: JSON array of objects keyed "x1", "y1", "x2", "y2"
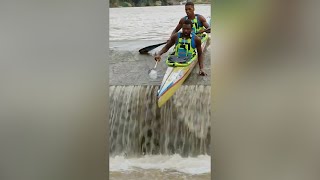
[
  {"x1": 182, "y1": 19, "x2": 193, "y2": 37},
  {"x1": 185, "y1": 2, "x2": 195, "y2": 18}
]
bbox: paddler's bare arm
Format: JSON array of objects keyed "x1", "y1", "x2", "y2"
[
  {"x1": 154, "y1": 34, "x2": 177, "y2": 61},
  {"x1": 195, "y1": 36, "x2": 207, "y2": 76},
  {"x1": 198, "y1": 15, "x2": 211, "y2": 34},
  {"x1": 200, "y1": 15, "x2": 210, "y2": 29},
  {"x1": 171, "y1": 18, "x2": 184, "y2": 36}
]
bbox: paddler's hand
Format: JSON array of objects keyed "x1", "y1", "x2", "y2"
[
  {"x1": 198, "y1": 28, "x2": 210, "y2": 34},
  {"x1": 198, "y1": 29, "x2": 204, "y2": 34},
  {"x1": 154, "y1": 53, "x2": 161, "y2": 62},
  {"x1": 199, "y1": 69, "x2": 207, "y2": 76}
]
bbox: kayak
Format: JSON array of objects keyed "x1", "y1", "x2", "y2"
[{"x1": 157, "y1": 32, "x2": 210, "y2": 107}]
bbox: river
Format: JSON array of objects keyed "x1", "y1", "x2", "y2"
[{"x1": 109, "y1": 5, "x2": 211, "y2": 180}]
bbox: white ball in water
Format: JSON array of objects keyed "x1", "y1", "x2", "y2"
[{"x1": 149, "y1": 70, "x2": 157, "y2": 79}]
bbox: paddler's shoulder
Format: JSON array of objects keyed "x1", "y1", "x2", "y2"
[
  {"x1": 173, "y1": 33, "x2": 179, "y2": 39},
  {"x1": 194, "y1": 34, "x2": 201, "y2": 41},
  {"x1": 193, "y1": 35, "x2": 202, "y2": 45},
  {"x1": 179, "y1": 17, "x2": 186, "y2": 23},
  {"x1": 169, "y1": 33, "x2": 179, "y2": 42},
  {"x1": 196, "y1": 14, "x2": 206, "y2": 21}
]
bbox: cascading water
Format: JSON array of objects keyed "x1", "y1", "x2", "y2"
[{"x1": 109, "y1": 85, "x2": 211, "y2": 157}]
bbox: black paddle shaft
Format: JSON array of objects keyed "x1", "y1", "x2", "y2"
[{"x1": 139, "y1": 42, "x2": 167, "y2": 54}]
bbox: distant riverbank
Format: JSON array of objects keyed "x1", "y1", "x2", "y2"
[{"x1": 110, "y1": 0, "x2": 210, "y2": 8}]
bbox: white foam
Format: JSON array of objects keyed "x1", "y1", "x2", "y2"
[
  {"x1": 149, "y1": 69, "x2": 157, "y2": 79},
  {"x1": 109, "y1": 154, "x2": 210, "y2": 175}
]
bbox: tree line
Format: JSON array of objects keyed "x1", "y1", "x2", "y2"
[{"x1": 110, "y1": 0, "x2": 209, "y2": 8}]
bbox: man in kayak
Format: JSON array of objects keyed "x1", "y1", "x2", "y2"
[
  {"x1": 171, "y1": 1, "x2": 210, "y2": 36},
  {"x1": 154, "y1": 19, "x2": 207, "y2": 76}
]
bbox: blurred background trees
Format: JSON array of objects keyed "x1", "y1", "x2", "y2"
[{"x1": 110, "y1": 0, "x2": 209, "y2": 8}]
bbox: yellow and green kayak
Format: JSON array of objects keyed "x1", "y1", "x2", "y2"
[{"x1": 157, "y1": 32, "x2": 209, "y2": 107}]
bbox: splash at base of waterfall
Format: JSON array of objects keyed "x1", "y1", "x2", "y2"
[{"x1": 110, "y1": 154, "x2": 210, "y2": 180}]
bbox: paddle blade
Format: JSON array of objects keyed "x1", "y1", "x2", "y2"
[
  {"x1": 138, "y1": 42, "x2": 166, "y2": 54},
  {"x1": 149, "y1": 69, "x2": 157, "y2": 79}
]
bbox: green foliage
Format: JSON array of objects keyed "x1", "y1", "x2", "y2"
[{"x1": 110, "y1": 0, "x2": 209, "y2": 7}]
